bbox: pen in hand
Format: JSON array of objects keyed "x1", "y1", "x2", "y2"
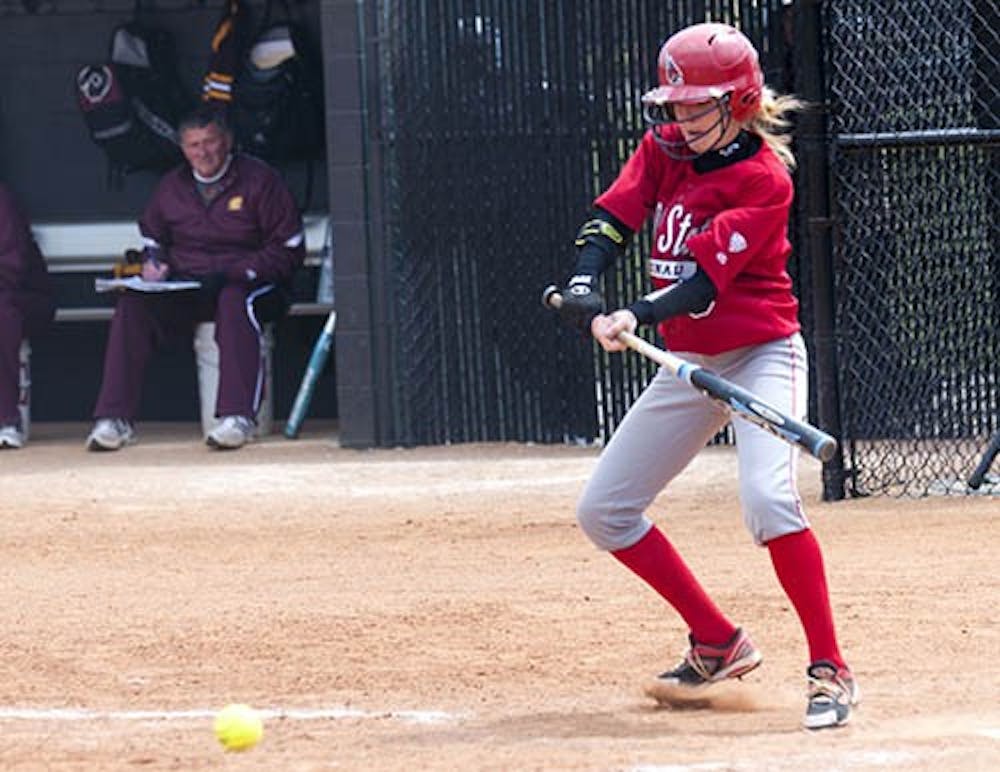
[{"x1": 141, "y1": 247, "x2": 170, "y2": 282}]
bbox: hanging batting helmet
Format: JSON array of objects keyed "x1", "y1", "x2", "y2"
[{"x1": 642, "y1": 22, "x2": 764, "y2": 122}]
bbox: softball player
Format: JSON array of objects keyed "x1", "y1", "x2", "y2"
[{"x1": 557, "y1": 22, "x2": 858, "y2": 729}]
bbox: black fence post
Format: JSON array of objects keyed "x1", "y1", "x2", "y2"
[
  {"x1": 794, "y1": 0, "x2": 847, "y2": 501},
  {"x1": 321, "y1": 0, "x2": 390, "y2": 448}
]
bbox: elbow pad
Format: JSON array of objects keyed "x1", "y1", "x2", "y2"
[
  {"x1": 628, "y1": 268, "x2": 717, "y2": 326},
  {"x1": 572, "y1": 209, "x2": 634, "y2": 279}
]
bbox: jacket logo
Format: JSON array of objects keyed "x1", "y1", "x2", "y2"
[
  {"x1": 728, "y1": 232, "x2": 747, "y2": 253},
  {"x1": 227, "y1": 196, "x2": 243, "y2": 211}
]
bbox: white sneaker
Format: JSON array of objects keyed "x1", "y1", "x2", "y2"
[
  {"x1": 0, "y1": 425, "x2": 24, "y2": 449},
  {"x1": 206, "y1": 415, "x2": 255, "y2": 450},
  {"x1": 804, "y1": 660, "x2": 860, "y2": 730},
  {"x1": 86, "y1": 418, "x2": 136, "y2": 451}
]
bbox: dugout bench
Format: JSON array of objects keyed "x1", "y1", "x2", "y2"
[{"x1": 23, "y1": 216, "x2": 335, "y2": 435}]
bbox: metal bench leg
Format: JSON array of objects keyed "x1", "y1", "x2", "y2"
[
  {"x1": 968, "y1": 429, "x2": 1000, "y2": 491},
  {"x1": 18, "y1": 340, "x2": 31, "y2": 441}
]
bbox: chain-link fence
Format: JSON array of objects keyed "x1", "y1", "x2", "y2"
[
  {"x1": 376, "y1": 0, "x2": 793, "y2": 447},
  {"x1": 370, "y1": 0, "x2": 998, "y2": 497},
  {"x1": 825, "y1": 0, "x2": 999, "y2": 495}
]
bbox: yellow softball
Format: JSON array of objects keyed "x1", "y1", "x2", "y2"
[{"x1": 213, "y1": 703, "x2": 264, "y2": 752}]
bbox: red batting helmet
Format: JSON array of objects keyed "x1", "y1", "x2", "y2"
[{"x1": 642, "y1": 23, "x2": 764, "y2": 122}]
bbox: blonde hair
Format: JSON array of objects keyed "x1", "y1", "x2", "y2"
[{"x1": 747, "y1": 87, "x2": 805, "y2": 170}]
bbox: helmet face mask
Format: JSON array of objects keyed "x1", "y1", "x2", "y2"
[
  {"x1": 641, "y1": 23, "x2": 763, "y2": 158},
  {"x1": 644, "y1": 95, "x2": 734, "y2": 161}
]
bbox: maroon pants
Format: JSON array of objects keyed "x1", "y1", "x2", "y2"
[
  {"x1": 93, "y1": 284, "x2": 278, "y2": 421},
  {"x1": 0, "y1": 288, "x2": 55, "y2": 425}
]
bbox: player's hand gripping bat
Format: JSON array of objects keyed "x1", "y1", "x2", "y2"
[
  {"x1": 542, "y1": 286, "x2": 837, "y2": 462},
  {"x1": 284, "y1": 310, "x2": 337, "y2": 439}
]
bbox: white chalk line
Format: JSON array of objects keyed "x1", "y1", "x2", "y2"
[
  {"x1": 175, "y1": 472, "x2": 591, "y2": 499},
  {"x1": 0, "y1": 706, "x2": 458, "y2": 725},
  {"x1": 342, "y1": 473, "x2": 589, "y2": 498}
]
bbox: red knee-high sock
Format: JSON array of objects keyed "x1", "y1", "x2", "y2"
[
  {"x1": 767, "y1": 529, "x2": 844, "y2": 667},
  {"x1": 612, "y1": 526, "x2": 736, "y2": 645}
]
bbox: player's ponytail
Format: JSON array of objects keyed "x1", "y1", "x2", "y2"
[{"x1": 748, "y1": 87, "x2": 804, "y2": 171}]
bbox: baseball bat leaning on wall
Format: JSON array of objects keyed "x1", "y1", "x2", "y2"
[
  {"x1": 542, "y1": 286, "x2": 837, "y2": 463},
  {"x1": 967, "y1": 429, "x2": 1000, "y2": 490},
  {"x1": 284, "y1": 310, "x2": 338, "y2": 439}
]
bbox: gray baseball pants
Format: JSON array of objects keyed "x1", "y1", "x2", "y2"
[{"x1": 577, "y1": 333, "x2": 810, "y2": 550}]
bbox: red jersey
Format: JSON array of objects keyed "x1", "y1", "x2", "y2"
[{"x1": 595, "y1": 125, "x2": 799, "y2": 355}]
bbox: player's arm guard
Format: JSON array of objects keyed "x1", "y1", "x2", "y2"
[
  {"x1": 573, "y1": 208, "x2": 634, "y2": 278},
  {"x1": 559, "y1": 209, "x2": 634, "y2": 332},
  {"x1": 627, "y1": 268, "x2": 717, "y2": 326}
]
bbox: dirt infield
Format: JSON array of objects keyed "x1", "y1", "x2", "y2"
[{"x1": 1, "y1": 422, "x2": 998, "y2": 770}]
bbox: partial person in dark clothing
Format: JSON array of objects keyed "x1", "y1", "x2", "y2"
[
  {"x1": 0, "y1": 184, "x2": 54, "y2": 449},
  {"x1": 87, "y1": 107, "x2": 304, "y2": 451}
]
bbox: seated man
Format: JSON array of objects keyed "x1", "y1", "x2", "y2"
[
  {"x1": 87, "y1": 107, "x2": 305, "y2": 451},
  {"x1": 0, "y1": 183, "x2": 54, "y2": 449}
]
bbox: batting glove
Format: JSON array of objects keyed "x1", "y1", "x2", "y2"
[{"x1": 559, "y1": 274, "x2": 604, "y2": 333}]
